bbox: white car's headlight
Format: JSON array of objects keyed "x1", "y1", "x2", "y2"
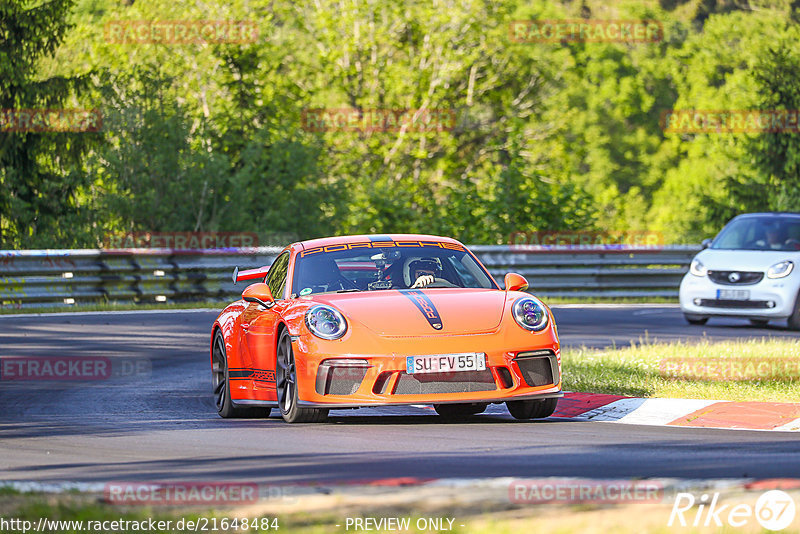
[
  {"x1": 512, "y1": 297, "x2": 549, "y2": 332},
  {"x1": 767, "y1": 260, "x2": 794, "y2": 279},
  {"x1": 305, "y1": 305, "x2": 347, "y2": 340},
  {"x1": 689, "y1": 259, "x2": 707, "y2": 277}
]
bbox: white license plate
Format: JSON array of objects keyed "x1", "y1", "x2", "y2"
[
  {"x1": 406, "y1": 353, "x2": 486, "y2": 374},
  {"x1": 717, "y1": 289, "x2": 750, "y2": 300}
]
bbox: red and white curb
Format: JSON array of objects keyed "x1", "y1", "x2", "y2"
[{"x1": 555, "y1": 392, "x2": 800, "y2": 431}]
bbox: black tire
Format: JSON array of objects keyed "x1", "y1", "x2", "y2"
[
  {"x1": 684, "y1": 313, "x2": 709, "y2": 325},
  {"x1": 212, "y1": 331, "x2": 271, "y2": 418},
  {"x1": 276, "y1": 329, "x2": 328, "y2": 423},
  {"x1": 433, "y1": 403, "x2": 488, "y2": 418},
  {"x1": 507, "y1": 397, "x2": 558, "y2": 420},
  {"x1": 788, "y1": 293, "x2": 800, "y2": 331},
  {"x1": 749, "y1": 318, "x2": 769, "y2": 327}
]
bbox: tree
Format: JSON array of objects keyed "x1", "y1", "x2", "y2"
[
  {"x1": 0, "y1": 0, "x2": 98, "y2": 248},
  {"x1": 747, "y1": 40, "x2": 800, "y2": 211}
]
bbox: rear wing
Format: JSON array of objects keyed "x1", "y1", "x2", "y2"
[{"x1": 232, "y1": 265, "x2": 270, "y2": 285}]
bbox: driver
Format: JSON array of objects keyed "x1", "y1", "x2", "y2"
[
  {"x1": 756, "y1": 223, "x2": 788, "y2": 250},
  {"x1": 406, "y1": 258, "x2": 440, "y2": 288}
]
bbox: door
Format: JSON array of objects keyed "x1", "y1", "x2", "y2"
[{"x1": 241, "y1": 251, "x2": 291, "y2": 400}]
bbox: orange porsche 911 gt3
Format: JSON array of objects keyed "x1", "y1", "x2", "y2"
[{"x1": 210, "y1": 234, "x2": 562, "y2": 423}]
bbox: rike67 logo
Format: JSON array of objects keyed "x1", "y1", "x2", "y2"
[{"x1": 669, "y1": 490, "x2": 796, "y2": 531}]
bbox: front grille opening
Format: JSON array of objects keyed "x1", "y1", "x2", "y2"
[
  {"x1": 496, "y1": 367, "x2": 514, "y2": 389},
  {"x1": 708, "y1": 271, "x2": 764, "y2": 286},
  {"x1": 372, "y1": 371, "x2": 393, "y2": 395},
  {"x1": 515, "y1": 351, "x2": 558, "y2": 387},
  {"x1": 393, "y1": 370, "x2": 497, "y2": 395},
  {"x1": 315, "y1": 362, "x2": 369, "y2": 396}
]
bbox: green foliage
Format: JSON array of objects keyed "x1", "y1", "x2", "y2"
[
  {"x1": 0, "y1": 0, "x2": 100, "y2": 248},
  {"x1": 2, "y1": 0, "x2": 800, "y2": 249},
  {"x1": 747, "y1": 35, "x2": 800, "y2": 211}
]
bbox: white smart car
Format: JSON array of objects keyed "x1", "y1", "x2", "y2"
[{"x1": 679, "y1": 212, "x2": 800, "y2": 329}]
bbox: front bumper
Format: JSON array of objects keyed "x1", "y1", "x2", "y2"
[
  {"x1": 292, "y1": 331, "x2": 562, "y2": 407},
  {"x1": 679, "y1": 273, "x2": 799, "y2": 318}
]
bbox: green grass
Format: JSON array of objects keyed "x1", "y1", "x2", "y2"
[
  {"x1": 1, "y1": 486, "x2": 781, "y2": 534},
  {"x1": 562, "y1": 338, "x2": 800, "y2": 402},
  {"x1": 0, "y1": 490, "x2": 678, "y2": 534}
]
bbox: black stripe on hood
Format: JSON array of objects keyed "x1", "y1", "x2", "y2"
[{"x1": 399, "y1": 289, "x2": 443, "y2": 330}]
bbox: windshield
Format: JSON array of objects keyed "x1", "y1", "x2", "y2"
[
  {"x1": 291, "y1": 241, "x2": 496, "y2": 296},
  {"x1": 712, "y1": 216, "x2": 800, "y2": 251}
]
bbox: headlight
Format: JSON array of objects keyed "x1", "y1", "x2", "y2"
[
  {"x1": 305, "y1": 305, "x2": 347, "y2": 340},
  {"x1": 690, "y1": 259, "x2": 707, "y2": 277},
  {"x1": 767, "y1": 260, "x2": 794, "y2": 279},
  {"x1": 512, "y1": 298, "x2": 548, "y2": 332}
]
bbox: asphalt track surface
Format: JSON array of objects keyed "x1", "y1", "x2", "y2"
[{"x1": 1, "y1": 305, "x2": 799, "y2": 485}]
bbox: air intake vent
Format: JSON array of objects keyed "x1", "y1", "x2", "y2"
[
  {"x1": 496, "y1": 367, "x2": 514, "y2": 388},
  {"x1": 393, "y1": 370, "x2": 497, "y2": 395},
  {"x1": 315, "y1": 360, "x2": 369, "y2": 396},
  {"x1": 514, "y1": 351, "x2": 558, "y2": 387}
]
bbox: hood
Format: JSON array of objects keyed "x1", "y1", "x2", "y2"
[
  {"x1": 696, "y1": 249, "x2": 800, "y2": 271},
  {"x1": 310, "y1": 288, "x2": 506, "y2": 336}
]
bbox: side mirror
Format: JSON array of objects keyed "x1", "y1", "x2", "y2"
[
  {"x1": 504, "y1": 272, "x2": 529, "y2": 292},
  {"x1": 242, "y1": 283, "x2": 275, "y2": 308},
  {"x1": 701, "y1": 238, "x2": 713, "y2": 250}
]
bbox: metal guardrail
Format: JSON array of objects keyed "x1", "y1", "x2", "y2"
[
  {"x1": 0, "y1": 245, "x2": 700, "y2": 308},
  {"x1": 471, "y1": 245, "x2": 700, "y2": 298},
  {"x1": 0, "y1": 248, "x2": 282, "y2": 308}
]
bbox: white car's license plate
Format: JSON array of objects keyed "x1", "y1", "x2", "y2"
[
  {"x1": 406, "y1": 353, "x2": 486, "y2": 374},
  {"x1": 717, "y1": 289, "x2": 750, "y2": 300}
]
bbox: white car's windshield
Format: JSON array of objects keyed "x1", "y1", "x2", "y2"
[
  {"x1": 712, "y1": 216, "x2": 800, "y2": 251},
  {"x1": 292, "y1": 242, "x2": 496, "y2": 296}
]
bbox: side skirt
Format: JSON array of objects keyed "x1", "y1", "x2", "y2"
[{"x1": 233, "y1": 399, "x2": 279, "y2": 408}]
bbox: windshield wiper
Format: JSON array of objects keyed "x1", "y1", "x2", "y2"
[{"x1": 335, "y1": 289, "x2": 361, "y2": 293}]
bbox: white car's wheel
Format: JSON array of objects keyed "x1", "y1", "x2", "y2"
[
  {"x1": 684, "y1": 313, "x2": 708, "y2": 325},
  {"x1": 788, "y1": 293, "x2": 800, "y2": 331}
]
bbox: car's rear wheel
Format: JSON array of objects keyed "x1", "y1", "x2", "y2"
[
  {"x1": 276, "y1": 329, "x2": 328, "y2": 423},
  {"x1": 212, "y1": 331, "x2": 271, "y2": 418},
  {"x1": 507, "y1": 398, "x2": 558, "y2": 420},
  {"x1": 433, "y1": 403, "x2": 488, "y2": 418},
  {"x1": 684, "y1": 313, "x2": 709, "y2": 325}
]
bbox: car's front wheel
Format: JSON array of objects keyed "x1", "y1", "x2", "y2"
[
  {"x1": 212, "y1": 330, "x2": 271, "y2": 418},
  {"x1": 788, "y1": 292, "x2": 800, "y2": 331},
  {"x1": 433, "y1": 403, "x2": 488, "y2": 418},
  {"x1": 276, "y1": 329, "x2": 328, "y2": 423},
  {"x1": 507, "y1": 398, "x2": 558, "y2": 420},
  {"x1": 684, "y1": 313, "x2": 709, "y2": 325}
]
